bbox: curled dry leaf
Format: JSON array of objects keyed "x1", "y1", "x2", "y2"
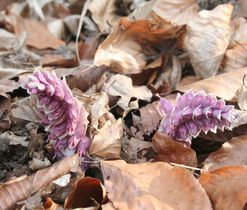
[
  {"x1": 88, "y1": 0, "x2": 119, "y2": 32},
  {"x1": 152, "y1": 131, "x2": 197, "y2": 167},
  {"x1": 153, "y1": 0, "x2": 199, "y2": 25},
  {"x1": 103, "y1": 74, "x2": 152, "y2": 110},
  {"x1": 223, "y1": 43, "x2": 247, "y2": 72},
  {"x1": 0, "y1": 154, "x2": 80, "y2": 210},
  {"x1": 177, "y1": 67, "x2": 247, "y2": 102},
  {"x1": 64, "y1": 177, "x2": 106, "y2": 209},
  {"x1": 43, "y1": 197, "x2": 60, "y2": 210},
  {"x1": 203, "y1": 135, "x2": 247, "y2": 171},
  {"x1": 199, "y1": 166, "x2": 247, "y2": 210},
  {"x1": 184, "y1": 4, "x2": 233, "y2": 78},
  {"x1": 101, "y1": 160, "x2": 212, "y2": 210},
  {"x1": 89, "y1": 116, "x2": 123, "y2": 159},
  {"x1": 94, "y1": 10, "x2": 185, "y2": 74}
]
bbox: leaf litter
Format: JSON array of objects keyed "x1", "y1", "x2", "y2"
[{"x1": 0, "y1": 0, "x2": 247, "y2": 210}]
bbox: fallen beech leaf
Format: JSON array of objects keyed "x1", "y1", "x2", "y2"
[
  {"x1": 177, "y1": 67, "x2": 247, "y2": 102},
  {"x1": 153, "y1": 0, "x2": 199, "y2": 25},
  {"x1": 223, "y1": 43, "x2": 247, "y2": 71},
  {"x1": 11, "y1": 96, "x2": 41, "y2": 122},
  {"x1": 43, "y1": 197, "x2": 60, "y2": 210},
  {"x1": 234, "y1": 0, "x2": 247, "y2": 18},
  {"x1": 89, "y1": 116, "x2": 123, "y2": 158},
  {"x1": 64, "y1": 177, "x2": 106, "y2": 209},
  {"x1": 184, "y1": 4, "x2": 233, "y2": 78},
  {"x1": 130, "y1": 102, "x2": 162, "y2": 140},
  {"x1": 229, "y1": 17, "x2": 247, "y2": 47},
  {"x1": 176, "y1": 76, "x2": 201, "y2": 89},
  {"x1": 103, "y1": 74, "x2": 152, "y2": 110},
  {"x1": 40, "y1": 52, "x2": 78, "y2": 68},
  {"x1": 203, "y1": 135, "x2": 247, "y2": 171},
  {"x1": 0, "y1": 154, "x2": 80, "y2": 210},
  {"x1": 0, "y1": 131, "x2": 28, "y2": 146},
  {"x1": 0, "y1": 29, "x2": 20, "y2": 52},
  {"x1": 52, "y1": 174, "x2": 71, "y2": 187},
  {"x1": 101, "y1": 160, "x2": 212, "y2": 210},
  {"x1": 152, "y1": 132, "x2": 197, "y2": 167},
  {"x1": 88, "y1": 0, "x2": 119, "y2": 32},
  {"x1": 7, "y1": 15, "x2": 64, "y2": 49},
  {"x1": 94, "y1": 13, "x2": 185, "y2": 74},
  {"x1": 121, "y1": 137, "x2": 151, "y2": 163},
  {"x1": 199, "y1": 166, "x2": 247, "y2": 210},
  {"x1": 237, "y1": 75, "x2": 247, "y2": 110}
]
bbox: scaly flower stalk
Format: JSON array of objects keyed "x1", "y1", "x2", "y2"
[
  {"x1": 159, "y1": 90, "x2": 236, "y2": 144},
  {"x1": 24, "y1": 70, "x2": 90, "y2": 158}
]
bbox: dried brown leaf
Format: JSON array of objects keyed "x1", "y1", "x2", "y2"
[
  {"x1": 7, "y1": 15, "x2": 64, "y2": 49},
  {"x1": 223, "y1": 43, "x2": 247, "y2": 71},
  {"x1": 237, "y1": 76, "x2": 247, "y2": 110},
  {"x1": 177, "y1": 67, "x2": 247, "y2": 102},
  {"x1": 130, "y1": 102, "x2": 162, "y2": 140},
  {"x1": 11, "y1": 96, "x2": 41, "y2": 122},
  {"x1": 103, "y1": 74, "x2": 152, "y2": 110},
  {"x1": 0, "y1": 154, "x2": 80, "y2": 210},
  {"x1": 65, "y1": 177, "x2": 106, "y2": 209},
  {"x1": 94, "y1": 15, "x2": 185, "y2": 74},
  {"x1": 153, "y1": 0, "x2": 199, "y2": 25},
  {"x1": 101, "y1": 160, "x2": 212, "y2": 210},
  {"x1": 88, "y1": 0, "x2": 119, "y2": 32},
  {"x1": 89, "y1": 115, "x2": 123, "y2": 159},
  {"x1": 229, "y1": 17, "x2": 247, "y2": 47},
  {"x1": 199, "y1": 166, "x2": 247, "y2": 210},
  {"x1": 203, "y1": 135, "x2": 247, "y2": 171},
  {"x1": 184, "y1": 4, "x2": 233, "y2": 78},
  {"x1": 152, "y1": 132, "x2": 197, "y2": 167}
]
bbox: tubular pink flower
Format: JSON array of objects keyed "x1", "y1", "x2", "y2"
[
  {"x1": 159, "y1": 90, "x2": 236, "y2": 144},
  {"x1": 24, "y1": 70, "x2": 90, "y2": 158}
]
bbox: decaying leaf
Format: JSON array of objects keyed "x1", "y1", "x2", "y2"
[
  {"x1": 64, "y1": 177, "x2": 106, "y2": 209},
  {"x1": 103, "y1": 74, "x2": 152, "y2": 110},
  {"x1": 237, "y1": 75, "x2": 247, "y2": 110},
  {"x1": 89, "y1": 115, "x2": 123, "y2": 159},
  {"x1": 152, "y1": 0, "x2": 199, "y2": 25},
  {"x1": 0, "y1": 154, "x2": 80, "y2": 210},
  {"x1": 11, "y1": 96, "x2": 41, "y2": 122},
  {"x1": 88, "y1": 0, "x2": 119, "y2": 32},
  {"x1": 0, "y1": 131, "x2": 29, "y2": 150},
  {"x1": 0, "y1": 29, "x2": 21, "y2": 53},
  {"x1": 223, "y1": 43, "x2": 247, "y2": 72},
  {"x1": 203, "y1": 135, "x2": 247, "y2": 171},
  {"x1": 6, "y1": 15, "x2": 64, "y2": 49},
  {"x1": 121, "y1": 136, "x2": 151, "y2": 163},
  {"x1": 229, "y1": 17, "x2": 247, "y2": 47},
  {"x1": 199, "y1": 166, "x2": 247, "y2": 210},
  {"x1": 152, "y1": 131, "x2": 197, "y2": 167},
  {"x1": 101, "y1": 160, "x2": 212, "y2": 210},
  {"x1": 177, "y1": 67, "x2": 247, "y2": 102},
  {"x1": 94, "y1": 5, "x2": 185, "y2": 74},
  {"x1": 129, "y1": 102, "x2": 162, "y2": 140},
  {"x1": 184, "y1": 4, "x2": 233, "y2": 78}
]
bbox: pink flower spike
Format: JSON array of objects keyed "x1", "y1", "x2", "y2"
[
  {"x1": 159, "y1": 90, "x2": 236, "y2": 144},
  {"x1": 23, "y1": 69, "x2": 90, "y2": 158}
]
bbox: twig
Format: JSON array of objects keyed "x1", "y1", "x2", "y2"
[
  {"x1": 170, "y1": 162, "x2": 203, "y2": 171},
  {"x1": 75, "y1": 0, "x2": 91, "y2": 63}
]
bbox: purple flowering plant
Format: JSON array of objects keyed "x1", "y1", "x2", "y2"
[
  {"x1": 24, "y1": 70, "x2": 90, "y2": 158},
  {"x1": 158, "y1": 90, "x2": 236, "y2": 144}
]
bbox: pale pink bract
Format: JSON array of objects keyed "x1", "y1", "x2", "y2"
[
  {"x1": 24, "y1": 70, "x2": 90, "y2": 158},
  {"x1": 159, "y1": 90, "x2": 236, "y2": 144}
]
